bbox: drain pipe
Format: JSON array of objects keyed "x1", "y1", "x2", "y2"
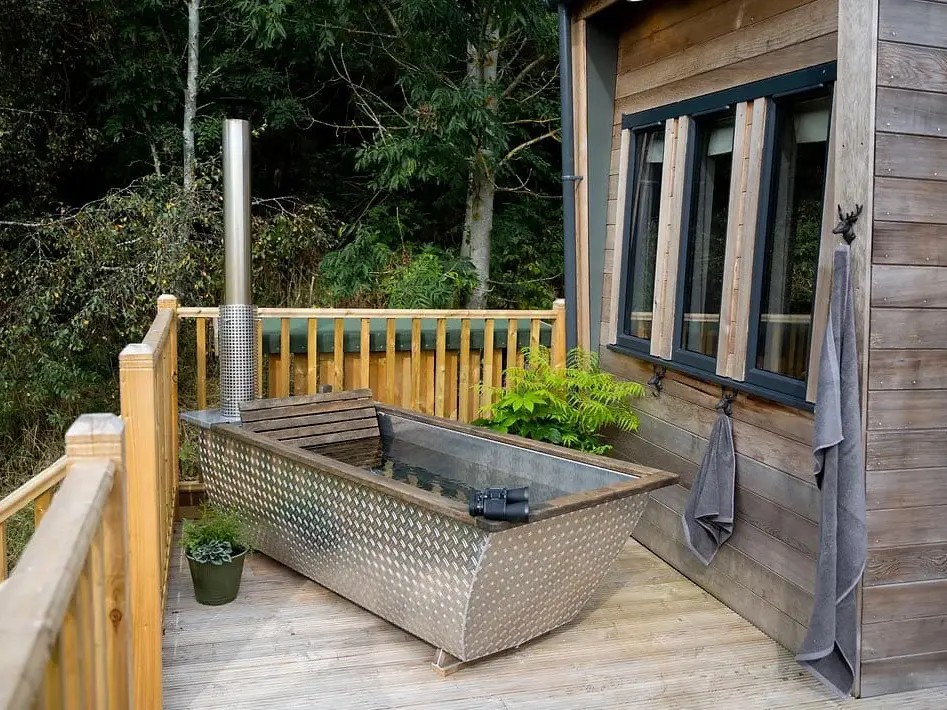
[
  {"x1": 557, "y1": 2, "x2": 579, "y2": 351},
  {"x1": 219, "y1": 119, "x2": 257, "y2": 418}
]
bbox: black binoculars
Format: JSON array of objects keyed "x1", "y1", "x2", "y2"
[{"x1": 468, "y1": 487, "x2": 529, "y2": 523}]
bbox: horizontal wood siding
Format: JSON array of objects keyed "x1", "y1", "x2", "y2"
[
  {"x1": 596, "y1": 0, "x2": 836, "y2": 658},
  {"x1": 862, "y1": 0, "x2": 947, "y2": 696}
]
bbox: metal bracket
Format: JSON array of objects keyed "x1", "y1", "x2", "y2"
[
  {"x1": 561, "y1": 174, "x2": 584, "y2": 183},
  {"x1": 647, "y1": 365, "x2": 667, "y2": 397},
  {"x1": 715, "y1": 386, "x2": 737, "y2": 417},
  {"x1": 832, "y1": 203, "x2": 863, "y2": 245}
]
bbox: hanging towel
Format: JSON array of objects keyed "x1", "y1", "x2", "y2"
[
  {"x1": 681, "y1": 412, "x2": 735, "y2": 565},
  {"x1": 796, "y1": 246, "x2": 867, "y2": 697}
]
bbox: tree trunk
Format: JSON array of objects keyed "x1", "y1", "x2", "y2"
[
  {"x1": 462, "y1": 165, "x2": 495, "y2": 308},
  {"x1": 462, "y1": 22, "x2": 499, "y2": 308},
  {"x1": 183, "y1": 0, "x2": 200, "y2": 204}
]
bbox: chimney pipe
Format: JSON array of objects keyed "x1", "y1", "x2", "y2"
[{"x1": 219, "y1": 119, "x2": 257, "y2": 417}]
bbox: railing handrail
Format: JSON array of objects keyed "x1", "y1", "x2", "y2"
[
  {"x1": 0, "y1": 459, "x2": 115, "y2": 710},
  {"x1": 0, "y1": 456, "x2": 68, "y2": 524},
  {"x1": 177, "y1": 305, "x2": 560, "y2": 319}
]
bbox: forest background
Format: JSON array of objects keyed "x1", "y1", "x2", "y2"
[{"x1": 0, "y1": 0, "x2": 564, "y2": 496}]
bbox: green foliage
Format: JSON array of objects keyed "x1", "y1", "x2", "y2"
[
  {"x1": 188, "y1": 540, "x2": 237, "y2": 565},
  {"x1": 319, "y1": 231, "x2": 478, "y2": 309},
  {"x1": 475, "y1": 347, "x2": 646, "y2": 455},
  {"x1": 182, "y1": 504, "x2": 249, "y2": 557}
]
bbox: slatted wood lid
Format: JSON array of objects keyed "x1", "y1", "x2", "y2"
[{"x1": 239, "y1": 389, "x2": 379, "y2": 449}]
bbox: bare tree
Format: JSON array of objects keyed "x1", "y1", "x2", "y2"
[{"x1": 183, "y1": 0, "x2": 200, "y2": 207}]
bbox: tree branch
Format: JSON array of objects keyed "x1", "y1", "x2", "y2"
[
  {"x1": 499, "y1": 129, "x2": 558, "y2": 165},
  {"x1": 502, "y1": 55, "x2": 546, "y2": 99}
]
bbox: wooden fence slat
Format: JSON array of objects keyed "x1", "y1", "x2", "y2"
[
  {"x1": 34, "y1": 491, "x2": 53, "y2": 527},
  {"x1": 77, "y1": 563, "x2": 95, "y2": 708},
  {"x1": 90, "y1": 525, "x2": 107, "y2": 710},
  {"x1": 385, "y1": 320, "x2": 396, "y2": 405},
  {"x1": 307, "y1": 318, "x2": 317, "y2": 395},
  {"x1": 507, "y1": 319, "x2": 518, "y2": 372},
  {"x1": 61, "y1": 596, "x2": 81, "y2": 709},
  {"x1": 553, "y1": 299, "x2": 567, "y2": 367},
  {"x1": 469, "y1": 349, "x2": 481, "y2": 422},
  {"x1": 196, "y1": 317, "x2": 207, "y2": 410},
  {"x1": 44, "y1": 639, "x2": 63, "y2": 710},
  {"x1": 333, "y1": 319, "x2": 345, "y2": 390},
  {"x1": 530, "y1": 319, "x2": 541, "y2": 354},
  {"x1": 435, "y1": 319, "x2": 447, "y2": 417},
  {"x1": 0, "y1": 522, "x2": 6, "y2": 582},
  {"x1": 459, "y1": 320, "x2": 471, "y2": 423},
  {"x1": 278, "y1": 318, "x2": 291, "y2": 397},
  {"x1": 255, "y1": 319, "x2": 263, "y2": 399},
  {"x1": 411, "y1": 318, "x2": 422, "y2": 411},
  {"x1": 360, "y1": 319, "x2": 370, "y2": 389},
  {"x1": 481, "y1": 320, "x2": 495, "y2": 412}
]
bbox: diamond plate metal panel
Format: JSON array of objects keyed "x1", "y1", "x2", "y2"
[{"x1": 199, "y1": 427, "x2": 649, "y2": 661}]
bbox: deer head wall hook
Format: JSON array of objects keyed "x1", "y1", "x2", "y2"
[{"x1": 832, "y1": 203, "x2": 863, "y2": 245}]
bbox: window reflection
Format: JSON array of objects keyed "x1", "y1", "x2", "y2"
[
  {"x1": 680, "y1": 112, "x2": 735, "y2": 359},
  {"x1": 754, "y1": 93, "x2": 831, "y2": 380},
  {"x1": 623, "y1": 129, "x2": 664, "y2": 341}
]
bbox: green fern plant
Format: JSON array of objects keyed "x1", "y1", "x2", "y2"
[{"x1": 474, "y1": 346, "x2": 645, "y2": 455}]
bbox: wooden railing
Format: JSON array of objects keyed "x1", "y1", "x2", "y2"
[
  {"x1": 177, "y1": 299, "x2": 567, "y2": 423},
  {"x1": 0, "y1": 456, "x2": 68, "y2": 582},
  {"x1": 0, "y1": 414, "x2": 132, "y2": 710},
  {"x1": 118, "y1": 293, "x2": 179, "y2": 709}
]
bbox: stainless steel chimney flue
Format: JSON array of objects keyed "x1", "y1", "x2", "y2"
[{"x1": 219, "y1": 119, "x2": 257, "y2": 418}]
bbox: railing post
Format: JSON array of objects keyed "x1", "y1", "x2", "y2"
[
  {"x1": 552, "y1": 299, "x2": 567, "y2": 368},
  {"x1": 158, "y1": 295, "x2": 179, "y2": 515},
  {"x1": 65, "y1": 414, "x2": 134, "y2": 710},
  {"x1": 119, "y1": 343, "x2": 163, "y2": 710}
]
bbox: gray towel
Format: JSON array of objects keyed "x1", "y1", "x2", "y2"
[
  {"x1": 681, "y1": 412, "x2": 735, "y2": 565},
  {"x1": 796, "y1": 246, "x2": 867, "y2": 697}
]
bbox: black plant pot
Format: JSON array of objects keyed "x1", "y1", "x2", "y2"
[{"x1": 186, "y1": 548, "x2": 247, "y2": 606}]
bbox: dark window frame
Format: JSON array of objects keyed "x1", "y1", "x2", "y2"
[
  {"x1": 615, "y1": 121, "x2": 665, "y2": 355},
  {"x1": 612, "y1": 62, "x2": 837, "y2": 411},
  {"x1": 745, "y1": 83, "x2": 836, "y2": 400},
  {"x1": 672, "y1": 106, "x2": 736, "y2": 373}
]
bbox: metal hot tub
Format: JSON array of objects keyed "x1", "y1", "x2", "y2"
[{"x1": 193, "y1": 406, "x2": 676, "y2": 666}]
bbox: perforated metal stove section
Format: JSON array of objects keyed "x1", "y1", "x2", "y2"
[{"x1": 199, "y1": 427, "x2": 648, "y2": 661}]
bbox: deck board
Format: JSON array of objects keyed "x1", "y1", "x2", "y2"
[{"x1": 163, "y1": 539, "x2": 947, "y2": 709}]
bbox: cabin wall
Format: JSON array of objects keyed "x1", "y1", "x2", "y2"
[
  {"x1": 859, "y1": 0, "x2": 947, "y2": 696},
  {"x1": 597, "y1": 0, "x2": 839, "y2": 654}
]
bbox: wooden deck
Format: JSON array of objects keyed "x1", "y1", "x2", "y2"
[{"x1": 162, "y1": 539, "x2": 947, "y2": 709}]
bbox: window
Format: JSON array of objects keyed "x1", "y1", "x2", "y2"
[
  {"x1": 676, "y1": 111, "x2": 736, "y2": 364},
  {"x1": 747, "y1": 90, "x2": 832, "y2": 394},
  {"x1": 613, "y1": 63, "x2": 836, "y2": 408},
  {"x1": 621, "y1": 128, "x2": 664, "y2": 344}
]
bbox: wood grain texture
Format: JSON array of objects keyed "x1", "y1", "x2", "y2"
[
  {"x1": 879, "y1": 0, "x2": 947, "y2": 50},
  {"x1": 572, "y1": 18, "x2": 591, "y2": 350},
  {"x1": 863, "y1": 615, "x2": 947, "y2": 660},
  {"x1": 615, "y1": 0, "x2": 837, "y2": 99},
  {"x1": 867, "y1": 468, "x2": 947, "y2": 510},
  {"x1": 863, "y1": 577, "x2": 947, "y2": 624},
  {"x1": 869, "y1": 349, "x2": 947, "y2": 390},
  {"x1": 870, "y1": 307, "x2": 947, "y2": 347},
  {"x1": 867, "y1": 430, "x2": 947, "y2": 470},
  {"x1": 876, "y1": 133, "x2": 947, "y2": 182},
  {"x1": 867, "y1": 390, "x2": 947, "y2": 430},
  {"x1": 876, "y1": 87, "x2": 947, "y2": 139},
  {"x1": 862, "y1": 650, "x2": 947, "y2": 697},
  {"x1": 866, "y1": 541, "x2": 947, "y2": 586},
  {"x1": 875, "y1": 177, "x2": 947, "y2": 224},
  {"x1": 606, "y1": 130, "x2": 630, "y2": 345},
  {"x1": 872, "y1": 265, "x2": 947, "y2": 307},
  {"x1": 868, "y1": 506, "x2": 947, "y2": 548},
  {"x1": 878, "y1": 41, "x2": 947, "y2": 93},
  {"x1": 160, "y1": 536, "x2": 947, "y2": 709}
]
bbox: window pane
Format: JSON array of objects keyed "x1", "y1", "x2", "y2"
[
  {"x1": 755, "y1": 93, "x2": 831, "y2": 380},
  {"x1": 623, "y1": 129, "x2": 664, "y2": 340},
  {"x1": 680, "y1": 112, "x2": 734, "y2": 358}
]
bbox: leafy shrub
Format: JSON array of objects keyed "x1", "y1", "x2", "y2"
[
  {"x1": 319, "y1": 230, "x2": 478, "y2": 308},
  {"x1": 475, "y1": 347, "x2": 645, "y2": 455},
  {"x1": 182, "y1": 504, "x2": 249, "y2": 558},
  {"x1": 188, "y1": 540, "x2": 236, "y2": 566}
]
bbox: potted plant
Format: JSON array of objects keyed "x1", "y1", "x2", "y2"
[{"x1": 182, "y1": 504, "x2": 250, "y2": 606}]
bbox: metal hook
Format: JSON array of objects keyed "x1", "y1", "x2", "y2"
[
  {"x1": 832, "y1": 203, "x2": 863, "y2": 245},
  {"x1": 715, "y1": 386, "x2": 737, "y2": 417},
  {"x1": 647, "y1": 365, "x2": 666, "y2": 397}
]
